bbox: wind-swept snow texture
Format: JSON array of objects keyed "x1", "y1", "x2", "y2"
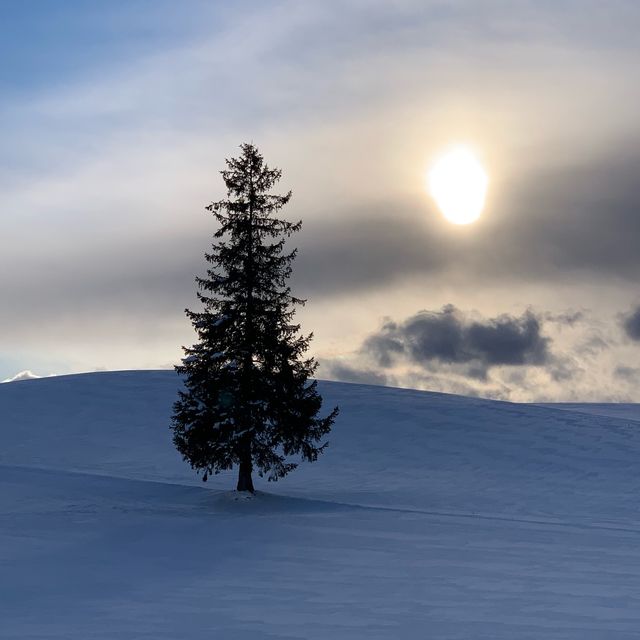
[{"x1": 3, "y1": 371, "x2": 640, "y2": 638}]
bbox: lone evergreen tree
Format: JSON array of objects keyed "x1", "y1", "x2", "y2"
[{"x1": 172, "y1": 144, "x2": 338, "y2": 492}]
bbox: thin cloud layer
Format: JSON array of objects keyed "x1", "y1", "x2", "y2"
[{"x1": 291, "y1": 150, "x2": 640, "y2": 299}]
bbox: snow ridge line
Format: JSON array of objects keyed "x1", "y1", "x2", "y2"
[
  {"x1": 0, "y1": 462, "x2": 198, "y2": 491},
  {"x1": 330, "y1": 499, "x2": 640, "y2": 535}
]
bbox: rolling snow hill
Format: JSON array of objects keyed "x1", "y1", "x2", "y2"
[{"x1": 3, "y1": 371, "x2": 640, "y2": 638}]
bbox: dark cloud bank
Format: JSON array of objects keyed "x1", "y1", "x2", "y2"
[
  {"x1": 364, "y1": 305, "x2": 550, "y2": 378},
  {"x1": 325, "y1": 305, "x2": 563, "y2": 389}
]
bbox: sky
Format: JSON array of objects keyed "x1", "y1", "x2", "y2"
[{"x1": 2, "y1": 0, "x2": 640, "y2": 401}]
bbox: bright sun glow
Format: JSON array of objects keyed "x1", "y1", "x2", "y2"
[{"x1": 427, "y1": 146, "x2": 489, "y2": 225}]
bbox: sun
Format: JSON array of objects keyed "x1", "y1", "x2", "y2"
[{"x1": 427, "y1": 146, "x2": 489, "y2": 225}]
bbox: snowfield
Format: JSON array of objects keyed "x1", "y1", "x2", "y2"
[{"x1": 3, "y1": 371, "x2": 640, "y2": 638}]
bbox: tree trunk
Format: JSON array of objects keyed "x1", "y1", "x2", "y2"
[
  {"x1": 237, "y1": 455, "x2": 254, "y2": 493},
  {"x1": 236, "y1": 168, "x2": 256, "y2": 497}
]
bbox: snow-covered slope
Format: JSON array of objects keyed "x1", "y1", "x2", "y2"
[{"x1": 3, "y1": 371, "x2": 640, "y2": 638}]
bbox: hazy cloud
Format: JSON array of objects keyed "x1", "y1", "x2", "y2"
[
  {"x1": 622, "y1": 306, "x2": 640, "y2": 341},
  {"x1": 321, "y1": 361, "x2": 390, "y2": 387},
  {"x1": 577, "y1": 332, "x2": 612, "y2": 356},
  {"x1": 544, "y1": 310, "x2": 586, "y2": 327},
  {"x1": 614, "y1": 365, "x2": 640, "y2": 381}
]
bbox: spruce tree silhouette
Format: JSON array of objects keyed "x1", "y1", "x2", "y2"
[{"x1": 172, "y1": 144, "x2": 338, "y2": 492}]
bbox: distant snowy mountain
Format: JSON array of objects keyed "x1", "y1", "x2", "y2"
[
  {"x1": 2, "y1": 369, "x2": 41, "y2": 383},
  {"x1": 3, "y1": 371, "x2": 640, "y2": 638}
]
